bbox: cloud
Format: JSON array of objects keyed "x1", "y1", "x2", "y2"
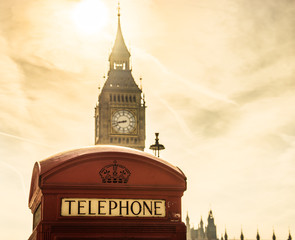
[
  {"x1": 0, "y1": 36, "x2": 30, "y2": 134},
  {"x1": 134, "y1": 48, "x2": 238, "y2": 105},
  {"x1": 0, "y1": 131, "x2": 53, "y2": 148},
  {"x1": 0, "y1": 161, "x2": 28, "y2": 196}
]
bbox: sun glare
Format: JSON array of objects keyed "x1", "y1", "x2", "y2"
[{"x1": 71, "y1": 0, "x2": 108, "y2": 35}]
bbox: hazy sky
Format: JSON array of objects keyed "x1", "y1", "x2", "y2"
[{"x1": 0, "y1": 0, "x2": 295, "y2": 239}]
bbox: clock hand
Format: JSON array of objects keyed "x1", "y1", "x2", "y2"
[
  {"x1": 117, "y1": 120, "x2": 127, "y2": 124},
  {"x1": 112, "y1": 120, "x2": 127, "y2": 127}
]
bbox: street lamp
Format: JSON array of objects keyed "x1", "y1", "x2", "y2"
[{"x1": 149, "y1": 133, "x2": 165, "y2": 157}]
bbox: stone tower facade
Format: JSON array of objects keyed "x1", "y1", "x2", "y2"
[
  {"x1": 95, "y1": 9, "x2": 146, "y2": 151},
  {"x1": 187, "y1": 210, "x2": 218, "y2": 240},
  {"x1": 206, "y1": 210, "x2": 217, "y2": 240}
]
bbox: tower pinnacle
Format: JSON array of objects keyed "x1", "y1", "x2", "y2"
[
  {"x1": 109, "y1": 3, "x2": 130, "y2": 70},
  {"x1": 117, "y1": 1, "x2": 120, "y2": 17}
]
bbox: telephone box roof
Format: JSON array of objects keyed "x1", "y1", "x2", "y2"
[{"x1": 29, "y1": 145, "x2": 186, "y2": 207}]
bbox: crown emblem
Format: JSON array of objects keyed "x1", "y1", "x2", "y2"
[{"x1": 99, "y1": 160, "x2": 131, "y2": 183}]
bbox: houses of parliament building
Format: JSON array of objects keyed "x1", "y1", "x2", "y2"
[
  {"x1": 186, "y1": 210, "x2": 218, "y2": 240},
  {"x1": 186, "y1": 210, "x2": 292, "y2": 240}
]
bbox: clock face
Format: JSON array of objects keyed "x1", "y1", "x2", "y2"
[{"x1": 112, "y1": 110, "x2": 136, "y2": 134}]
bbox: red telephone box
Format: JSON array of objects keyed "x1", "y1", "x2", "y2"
[{"x1": 28, "y1": 146, "x2": 187, "y2": 240}]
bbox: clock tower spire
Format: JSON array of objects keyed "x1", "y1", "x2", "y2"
[
  {"x1": 109, "y1": 2, "x2": 130, "y2": 71},
  {"x1": 94, "y1": 6, "x2": 146, "y2": 151}
]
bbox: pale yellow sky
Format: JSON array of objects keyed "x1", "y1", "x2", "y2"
[{"x1": 1, "y1": 0, "x2": 295, "y2": 239}]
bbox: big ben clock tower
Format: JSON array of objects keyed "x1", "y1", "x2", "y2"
[{"x1": 94, "y1": 8, "x2": 146, "y2": 151}]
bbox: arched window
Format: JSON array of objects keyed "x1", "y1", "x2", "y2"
[{"x1": 133, "y1": 96, "x2": 136, "y2": 102}]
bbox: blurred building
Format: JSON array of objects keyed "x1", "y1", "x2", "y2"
[
  {"x1": 186, "y1": 211, "x2": 293, "y2": 240},
  {"x1": 187, "y1": 210, "x2": 218, "y2": 240}
]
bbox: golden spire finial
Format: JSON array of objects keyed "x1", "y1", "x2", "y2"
[{"x1": 117, "y1": 1, "x2": 120, "y2": 17}]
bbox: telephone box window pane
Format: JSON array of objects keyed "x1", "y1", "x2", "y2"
[{"x1": 33, "y1": 203, "x2": 41, "y2": 230}]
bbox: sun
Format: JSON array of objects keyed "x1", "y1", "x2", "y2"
[{"x1": 71, "y1": 0, "x2": 108, "y2": 35}]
